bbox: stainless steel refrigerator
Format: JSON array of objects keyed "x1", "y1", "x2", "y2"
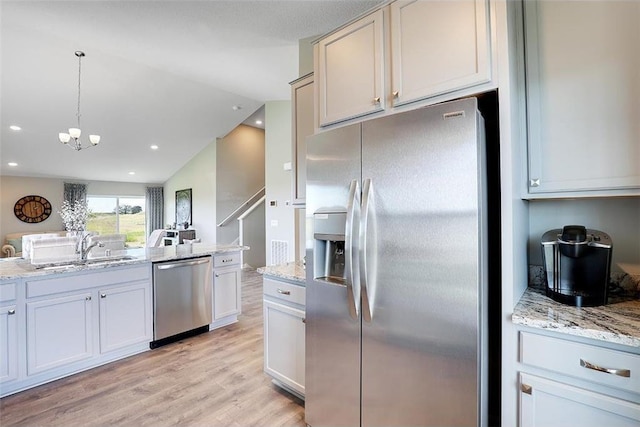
[{"x1": 305, "y1": 97, "x2": 488, "y2": 427}]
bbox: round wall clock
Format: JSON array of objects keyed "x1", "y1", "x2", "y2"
[{"x1": 14, "y1": 195, "x2": 52, "y2": 223}]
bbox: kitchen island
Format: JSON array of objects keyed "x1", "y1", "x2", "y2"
[
  {"x1": 0, "y1": 244, "x2": 246, "y2": 397},
  {"x1": 0, "y1": 243, "x2": 245, "y2": 280}
]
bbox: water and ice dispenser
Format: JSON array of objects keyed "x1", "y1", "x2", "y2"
[{"x1": 313, "y1": 209, "x2": 347, "y2": 284}]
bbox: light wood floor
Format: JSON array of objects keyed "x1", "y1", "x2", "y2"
[{"x1": 0, "y1": 269, "x2": 306, "y2": 427}]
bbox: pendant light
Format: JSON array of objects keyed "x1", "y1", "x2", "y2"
[{"x1": 58, "y1": 51, "x2": 101, "y2": 150}]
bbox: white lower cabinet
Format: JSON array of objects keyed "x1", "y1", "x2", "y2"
[
  {"x1": 213, "y1": 268, "x2": 241, "y2": 320},
  {"x1": 210, "y1": 252, "x2": 242, "y2": 329},
  {"x1": 518, "y1": 331, "x2": 640, "y2": 427},
  {"x1": 263, "y1": 277, "x2": 305, "y2": 398},
  {"x1": 99, "y1": 282, "x2": 151, "y2": 353},
  {"x1": 520, "y1": 373, "x2": 640, "y2": 427},
  {"x1": 1, "y1": 264, "x2": 152, "y2": 397},
  {"x1": 0, "y1": 304, "x2": 18, "y2": 384},
  {"x1": 26, "y1": 293, "x2": 93, "y2": 375}
]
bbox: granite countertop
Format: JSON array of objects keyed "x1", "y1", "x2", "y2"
[
  {"x1": 513, "y1": 283, "x2": 640, "y2": 348},
  {"x1": 257, "y1": 262, "x2": 306, "y2": 285},
  {"x1": 0, "y1": 244, "x2": 248, "y2": 280}
]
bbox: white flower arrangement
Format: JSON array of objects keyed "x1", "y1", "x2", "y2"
[{"x1": 58, "y1": 200, "x2": 91, "y2": 232}]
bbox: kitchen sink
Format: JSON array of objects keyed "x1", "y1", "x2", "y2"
[{"x1": 86, "y1": 255, "x2": 137, "y2": 264}]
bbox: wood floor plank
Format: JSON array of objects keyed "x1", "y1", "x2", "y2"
[{"x1": 0, "y1": 269, "x2": 306, "y2": 427}]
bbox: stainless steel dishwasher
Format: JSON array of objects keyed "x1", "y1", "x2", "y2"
[{"x1": 151, "y1": 256, "x2": 212, "y2": 348}]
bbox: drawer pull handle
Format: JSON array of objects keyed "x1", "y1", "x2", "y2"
[
  {"x1": 520, "y1": 383, "x2": 532, "y2": 395},
  {"x1": 302, "y1": 318, "x2": 306, "y2": 324},
  {"x1": 277, "y1": 289, "x2": 291, "y2": 295},
  {"x1": 8, "y1": 309, "x2": 16, "y2": 315},
  {"x1": 580, "y1": 359, "x2": 630, "y2": 378},
  {"x1": 100, "y1": 293, "x2": 107, "y2": 298}
]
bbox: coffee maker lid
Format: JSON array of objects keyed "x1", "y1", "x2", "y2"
[
  {"x1": 541, "y1": 226, "x2": 613, "y2": 248},
  {"x1": 561, "y1": 225, "x2": 587, "y2": 243}
]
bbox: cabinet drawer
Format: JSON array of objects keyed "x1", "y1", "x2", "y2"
[
  {"x1": 520, "y1": 332, "x2": 640, "y2": 394},
  {"x1": 263, "y1": 278, "x2": 306, "y2": 306},
  {"x1": 0, "y1": 282, "x2": 17, "y2": 303},
  {"x1": 214, "y1": 253, "x2": 240, "y2": 268}
]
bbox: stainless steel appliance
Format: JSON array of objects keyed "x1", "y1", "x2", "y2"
[
  {"x1": 541, "y1": 225, "x2": 613, "y2": 307},
  {"x1": 306, "y1": 98, "x2": 489, "y2": 427},
  {"x1": 151, "y1": 256, "x2": 212, "y2": 348}
]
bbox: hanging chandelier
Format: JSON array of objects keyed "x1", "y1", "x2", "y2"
[{"x1": 58, "y1": 51, "x2": 101, "y2": 150}]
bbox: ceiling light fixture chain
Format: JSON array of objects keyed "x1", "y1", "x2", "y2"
[
  {"x1": 76, "y1": 50, "x2": 83, "y2": 129},
  {"x1": 58, "y1": 50, "x2": 101, "y2": 151}
]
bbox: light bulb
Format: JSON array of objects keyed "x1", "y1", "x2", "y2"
[
  {"x1": 69, "y1": 128, "x2": 81, "y2": 138},
  {"x1": 59, "y1": 133, "x2": 71, "y2": 143},
  {"x1": 89, "y1": 135, "x2": 101, "y2": 145}
]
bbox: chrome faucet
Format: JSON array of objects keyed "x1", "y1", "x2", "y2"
[{"x1": 78, "y1": 234, "x2": 104, "y2": 260}]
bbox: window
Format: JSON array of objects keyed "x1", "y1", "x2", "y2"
[{"x1": 87, "y1": 196, "x2": 146, "y2": 247}]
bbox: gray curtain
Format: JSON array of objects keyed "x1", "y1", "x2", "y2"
[
  {"x1": 146, "y1": 186, "x2": 164, "y2": 237},
  {"x1": 63, "y1": 182, "x2": 87, "y2": 204}
]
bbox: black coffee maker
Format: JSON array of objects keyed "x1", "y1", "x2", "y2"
[{"x1": 541, "y1": 225, "x2": 613, "y2": 307}]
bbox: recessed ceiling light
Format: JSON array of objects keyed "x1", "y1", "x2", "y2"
[
  {"x1": 9, "y1": 125, "x2": 21, "y2": 131},
  {"x1": 128, "y1": 171, "x2": 135, "y2": 175},
  {"x1": 255, "y1": 120, "x2": 263, "y2": 125},
  {"x1": 150, "y1": 145, "x2": 159, "y2": 150},
  {"x1": 8, "y1": 162, "x2": 18, "y2": 167}
]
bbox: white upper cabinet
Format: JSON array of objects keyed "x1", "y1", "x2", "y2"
[
  {"x1": 315, "y1": 0, "x2": 493, "y2": 128},
  {"x1": 390, "y1": 0, "x2": 491, "y2": 107},
  {"x1": 524, "y1": 0, "x2": 640, "y2": 197},
  {"x1": 316, "y1": 9, "x2": 385, "y2": 126},
  {"x1": 291, "y1": 73, "x2": 314, "y2": 206}
]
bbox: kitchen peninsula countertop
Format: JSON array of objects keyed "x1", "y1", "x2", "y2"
[
  {"x1": 513, "y1": 283, "x2": 640, "y2": 348},
  {"x1": 257, "y1": 262, "x2": 306, "y2": 285},
  {"x1": 0, "y1": 244, "x2": 248, "y2": 280}
]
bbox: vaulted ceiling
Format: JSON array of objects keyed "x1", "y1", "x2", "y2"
[{"x1": 0, "y1": 0, "x2": 382, "y2": 184}]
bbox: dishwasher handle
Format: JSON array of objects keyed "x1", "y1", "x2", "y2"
[{"x1": 156, "y1": 258, "x2": 211, "y2": 270}]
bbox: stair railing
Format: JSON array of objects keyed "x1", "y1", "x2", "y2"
[
  {"x1": 217, "y1": 187, "x2": 265, "y2": 227},
  {"x1": 217, "y1": 187, "x2": 266, "y2": 267}
]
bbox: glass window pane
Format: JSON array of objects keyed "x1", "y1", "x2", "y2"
[
  {"x1": 86, "y1": 196, "x2": 146, "y2": 248},
  {"x1": 87, "y1": 197, "x2": 117, "y2": 235},
  {"x1": 119, "y1": 197, "x2": 146, "y2": 248}
]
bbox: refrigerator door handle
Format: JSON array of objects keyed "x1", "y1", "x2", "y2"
[
  {"x1": 345, "y1": 179, "x2": 361, "y2": 320},
  {"x1": 360, "y1": 178, "x2": 375, "y2": 322}
]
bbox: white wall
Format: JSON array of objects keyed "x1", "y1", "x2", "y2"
[
  {"x1": 298, "y1": 35, "x2": 316, "y2": 77},
  {"x1": 528, "y1": 198, "x2": 640, "y2": 272},
  {"x1": 265, "y1": 100, "x2": 295, "y2": 265},
  {"x1": 0, "y1": 175, "x2": 150, "y2": 238},
  {"x1": 216, "y1": 124, "x2": 266, "y2": 267},
  {"x1": 216, "y1": 125, "x2": 265, "y2": 245},
  {"x1": 164, "y1": 140, "x2": 217, "y2": 244}
]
